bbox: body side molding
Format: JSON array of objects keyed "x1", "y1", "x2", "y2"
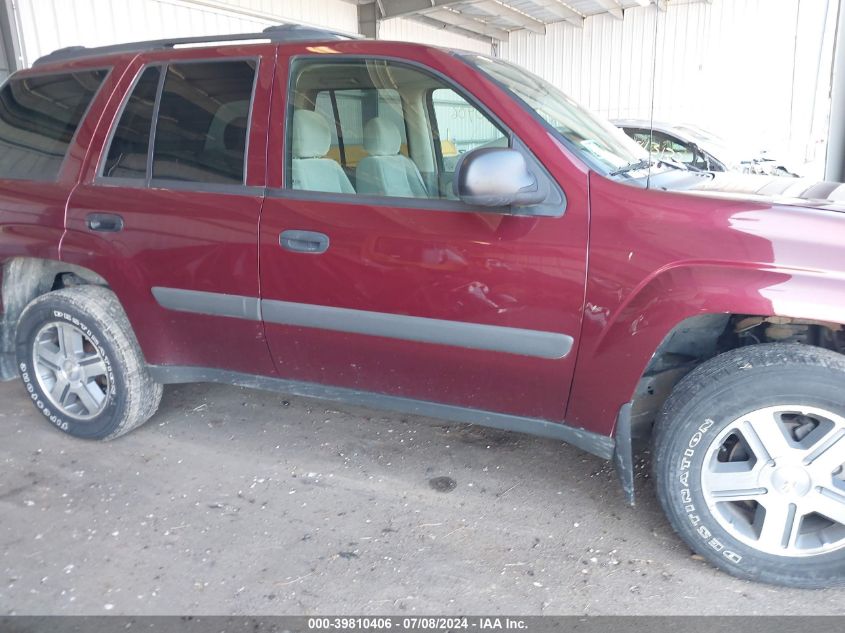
[
  {"x1": 148, "y1": 364, "x2": 615, "y2": 460},
  {"x1": 261, "y1": 298, "x2": 572, "y2": 359},
  {"x1": 151, "y1": 286, "x2": 574, "y2": 359},
  {"x1": 151, "y1": 287, "x2": 261, "y2": 321}
]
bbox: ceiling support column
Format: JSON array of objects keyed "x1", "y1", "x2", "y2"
[
  {"x1": 826, "y1": 0, "x2": 845, "y2": 181},
  {"x1": 358, "y1": 1, "x2": 379, "y2": 39}
]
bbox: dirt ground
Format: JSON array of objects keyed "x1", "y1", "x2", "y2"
[{"x1": 1, "y1": 378, "x2": 844, "y2": 615}]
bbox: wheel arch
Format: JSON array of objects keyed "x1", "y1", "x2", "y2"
[
  {"x1": 571, "y1": 263, "x2": 845, "y2": 505},
  {"x1": 570, "y1": 263, "x2": 845, "y2": 434},
  {"x1": 0, "y1": 257, "x2": 109, "y2": 380}
]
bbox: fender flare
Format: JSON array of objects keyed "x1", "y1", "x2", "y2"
[
  {"x1": 568, "y1": 262, "x2": 845, "y2": 437},
  {"x1": 577, "y1": 262, "x2": 845, "y2": 505}
]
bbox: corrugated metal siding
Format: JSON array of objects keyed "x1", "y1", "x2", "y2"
[
  {"x1": 502, "y1": 11, "x2": 658, "y2": 121},
  {"x1": 13, "y1": 0, "x2": 489, "y2": 70},
  {"x1": 501, "y1": 0, "x2": 837, "y2": 174},
  {"x1": 12, "y1": 0, "x2": 833, "y2": 171},
  {"x1": 13, "y1": 0, "x2": 359, "y2": 66},
  {"x1": 378, "y1": 17, "x2": 492, "y2": 54}
]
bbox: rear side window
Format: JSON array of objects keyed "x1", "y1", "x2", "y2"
[
  {"x1": 0, "y1": 69, "x2": 107, "y2": 181},
  {"x1": 152, "y1": 60, "x2": 256, "y2": 184},
  {"x1": 102, "y1": 66, "x2": 161, "y2": 179}
]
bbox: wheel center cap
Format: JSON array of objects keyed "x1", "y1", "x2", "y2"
[
  {"x1": 62, "y1": 359, "x2": 82, "y2": 382},
  {"x1": 769, "y1": 465, "x2": 812, "y2": 497}
]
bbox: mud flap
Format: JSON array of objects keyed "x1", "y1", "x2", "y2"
[{"x1": 613, "y1": 402, "x2": 635, "y2": 505}]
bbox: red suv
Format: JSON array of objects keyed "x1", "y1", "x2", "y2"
[{"x1": 2, "y1": 25, "x2": 845, "y2": 588}]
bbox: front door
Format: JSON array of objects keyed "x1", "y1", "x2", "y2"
[{"x1": 258, "y1": 50, "x2": 588, "y2": 421}]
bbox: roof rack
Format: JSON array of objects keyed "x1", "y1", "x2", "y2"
[{"x1": 33, "y1": 24, "x2": 360, "y2": 67}]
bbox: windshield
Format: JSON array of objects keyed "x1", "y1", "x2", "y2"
[
  {"x1": 674, "y1": 124, "x2": 745, "y2": 166},
  {"x1": 463, "y1": 54, "x2": 647, "y2": 174}
]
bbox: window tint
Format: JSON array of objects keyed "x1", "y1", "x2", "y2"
[
  {"x1": 102, "y1": 66, "x2": 161, "y2": 179},
  {"x1": 288, "y1": 59, "x2": 506, "y2": 201},
  {"x1": 152, "y1": 60, "x2": 256, "y2": 184},
  {"x1": 0, "y1": 70, "x2": 107, "y2": 181}
]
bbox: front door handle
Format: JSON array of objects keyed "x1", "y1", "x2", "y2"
[
  {"x1": 280, "y1": 230, "x2": 330, "y2": 254},
  {"x1": 86, "y1": 213, "x2": 124, "y2": 233}
]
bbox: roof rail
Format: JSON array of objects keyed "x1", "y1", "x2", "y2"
[{"x1": 33, "y1": 24, "x2": 360, "y2": 67}]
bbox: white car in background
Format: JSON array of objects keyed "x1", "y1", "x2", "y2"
[{"x1": 612, "y1": 119, "x2": 799, "y2": 177}]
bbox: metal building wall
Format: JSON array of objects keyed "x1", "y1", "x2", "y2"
[
  {"x1": 501, "y1": 0, "x2": 837, "y2": 175},
  {"x1": 10, "y1": 0, "x2": 360, "y2": 67},
  {"x1": 9, "y1": 0, "x2": 489, "y2": 69},
  {"x1": 378, "y1": 16, "x2": 492, "y2": 54}
]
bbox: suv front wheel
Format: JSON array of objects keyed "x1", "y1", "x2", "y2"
[
  {"x1": 654, "y1": 343, "x2": 845, "y2": 587},
  {"x1": 15, "y1": 285, "x2": 162, "y2": 440}
]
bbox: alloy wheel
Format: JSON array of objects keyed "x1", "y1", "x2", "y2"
[
  {"x1": 701, "y1": 405, "x2": 845, "y2": 557},
  {"x1": 32, "y1": 322, "x2": 110, "y2": 420}
]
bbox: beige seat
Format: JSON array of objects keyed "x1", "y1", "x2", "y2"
[
  {"x1": 291, "y1": 110, "x2": 354, "y2": 194},
  {"x1": 356, "y1": 117, "x2": 428, "y2": 198}
]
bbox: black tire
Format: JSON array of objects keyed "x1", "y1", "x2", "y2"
[
  {"x1": 654, "y1": 343, "x2": 845, "y2": 588},
  {"x1": 15, "y1": 285, "x2": 162, "y2": 440}
]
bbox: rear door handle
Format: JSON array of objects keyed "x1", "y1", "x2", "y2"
[
  {"x1": 86, "y1": 213, "x2": 124, "y2": 233},
  {"x1": 280, "y1": 230, "x2": 330, "y2": 254}
]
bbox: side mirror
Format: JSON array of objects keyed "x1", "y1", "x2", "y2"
[{"x1": 453, "y1": 147, "x2": 547, "y2": 208}]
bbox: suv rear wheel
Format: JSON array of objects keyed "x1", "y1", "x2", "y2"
[
  {"x1": 654, "y1": 343, "x2": 845, "y2": 587},
  {"x1": 15, "y1": 285, "x2": 162, "y2": 440}
]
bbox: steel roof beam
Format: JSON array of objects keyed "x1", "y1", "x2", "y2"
[
  {"x1": 527, "y1": 0, "x2": 583, "y2": 28},
  {"x1": 413, "y1": 13, "x2": 496, "y2": 42},
  {"x1": 475, "y1": 1, "x2": 546, "y2": 34},
  {"x1": 426, "y1": 7, "x2": 510, "y2": 39},
  {"x1": 377, "y1": 0, "x2": 468, "y2": 19},
  {"x1": 593, "y1": 0, "x2": 623, "y2": 20}
]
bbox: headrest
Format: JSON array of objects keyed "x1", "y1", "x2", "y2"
[
  {"x1": 292, "y1": 110, "x2": 331, "y2": 159},
  {"x1": 364, "y1": 117, "x2": 401, "y2": 157}
]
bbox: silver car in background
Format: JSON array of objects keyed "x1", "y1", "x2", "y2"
[{"x1": 612, "y1": 119, "x2": 798, "y2": 177}]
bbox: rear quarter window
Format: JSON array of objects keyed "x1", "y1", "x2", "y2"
[{"x1": 0, "y1": 69, "x2": 108, "y2": 181}]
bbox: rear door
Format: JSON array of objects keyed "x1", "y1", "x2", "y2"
[
  {"x1": 0, "y1": 66, "x2": 112, "y2": 262},
  {"x1": 0, "y1": 65, "x2": 114, "y2": 377},
  {"x1": 257, "y1": 46, "x2": 589, "y2": 422},
  {"x1": 64, "y1": 46, "x2": 277, "y2": 376}
]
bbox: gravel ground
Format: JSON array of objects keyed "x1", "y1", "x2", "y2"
[{"x1": 1, "y1": 378, "x2": 844, "y2": 615}]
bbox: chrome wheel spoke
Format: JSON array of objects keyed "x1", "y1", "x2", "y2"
[
  {"x1": 804, "y1": 430, "x2": 845, "y2": 480},
  {"x1": 80, "y1": 355, "x2": 107, "y2": 381},
  {"x1": 72, "y1": 383, "x2": 103, "y2": 416},
  {"x1": 35, "y1": 341, "x2": 63, "y2": 371},
  {"x1": 810, "y1": 487, "x2": 845, "y2": 527},
  {"x1": 50, "y1": 376, "x2": 71, "y2": 406},
  {"x1": 742, "y1": 409, "x2": 793, "y2": 461},
  {"x1": 703, "y1": 465, "x2": 766, "y2": 500},
  {"x1": 758, "y1": 500, "x2": 800, "y2": 551},
  {"x1": 56, "y1": 324, "x2": 84, "y2": 358}
]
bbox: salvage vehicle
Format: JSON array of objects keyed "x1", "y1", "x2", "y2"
[
  {"x1": 612, "y1": 118, "x2": 800, "y2": 176},
  {"x1": 2, "y1": 25, "x2": 845, "y2": 588}
]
